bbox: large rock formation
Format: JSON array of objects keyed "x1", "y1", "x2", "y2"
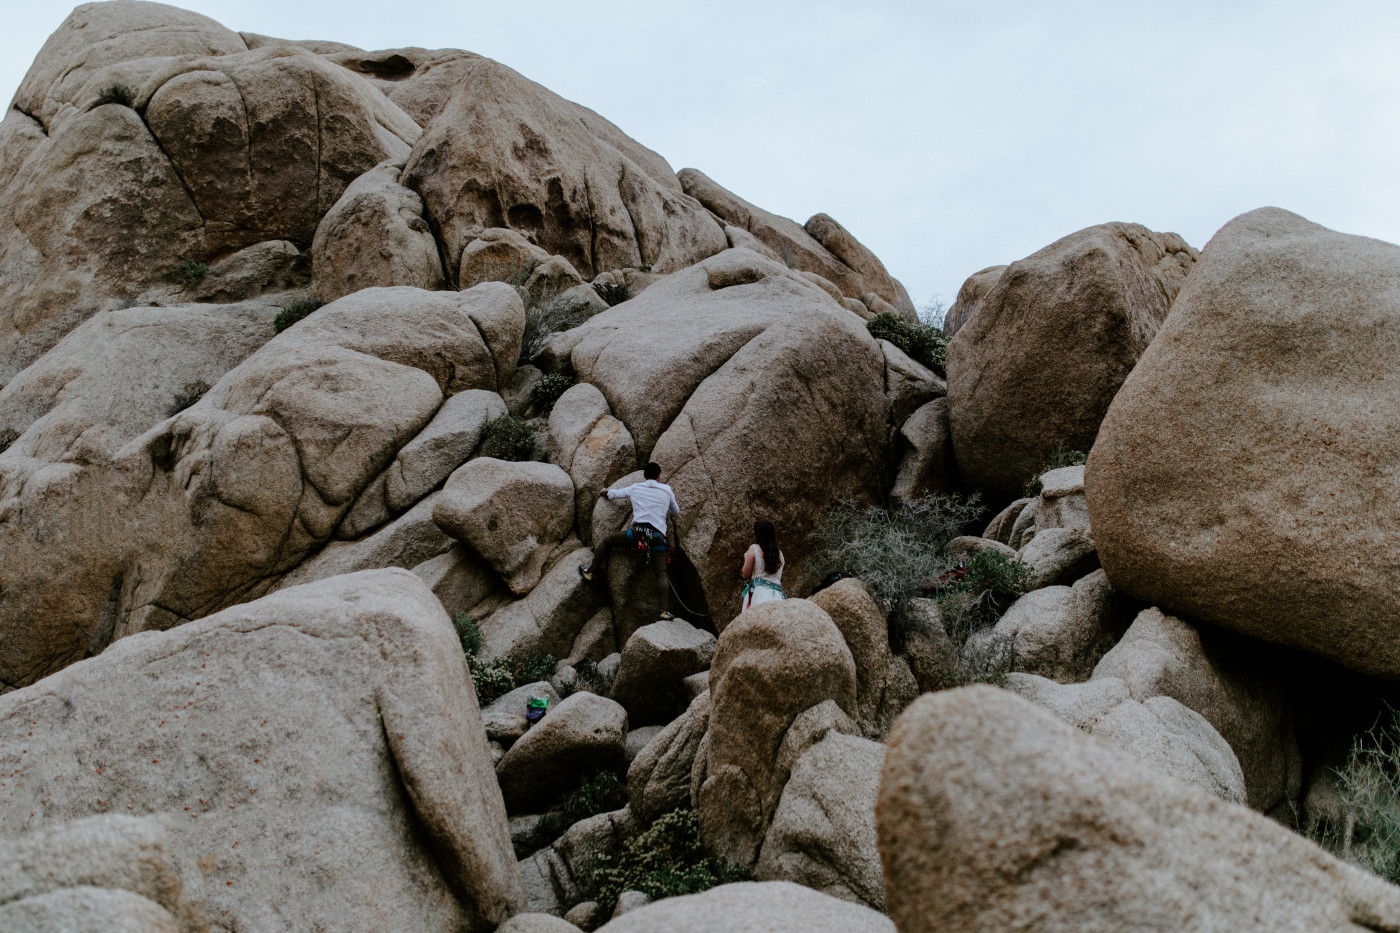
[
  {"x1": 946, "y1": 222, "x2": 1197, "y2": 500},
  {"x1": 593, "y1": 881, "x2": 894, "y2": 933},
  {"x1": 878, "y1": 686, "x2": 1400, "y2": 933},
  {"x1": 1088, "y1": 208, "x2": 1400, "y2": 679},
  {"x1": 0, "y1": 569, "x2": 522, "y2": 931}
]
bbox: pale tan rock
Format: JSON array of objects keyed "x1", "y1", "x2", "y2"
[
  {"x1": 548, "y1": 383, "x2": 610, "y2": 472},
  {"x1": 313, "y1": 159, "x2": 446, "y2": 301},
  {"x1": 797, "y1": 270, "x2": 843, "y2": 301},
  {"x1": 993, "y1": 570, "x2": 1124, "y2": 682},
  {"x1": 627, "y1": 691, "x2": 710, "y2": 823},
  {"x1": 1018, "y1": 526, "x2": 1100, "y2": 589},
  {"x1": 946, "y1": 536, "x2": 1019, "y2": 565},
  {"x1": 1005, "y1": 673, "x2": 1247, "y2": 803},
  {"x1": 279, "y1": 493, "x2": 453, "y2": 587},
  {"x1": 755, "y1": 732, "x2": 886, "y2": 911},
  {"x1": 567, "y1": 608, "x2": 617, "y2": 666},
  {"x1": 680, "y1": 168, "x2": 913, "y2": 315},
  {"x1": 699, "y1": 599, "x2": 857, "y2": 866},
  {"x1": 880, "y1": 339, "x2": 946, "y2": 429},
  {"x1": 496, "y1": 692, "x2": 628, "y2": 812},
  {"x1": 805, "y1": 212, "x2": 915, "y2": 317},
  {"x1": 890, "y1": 397, "x2": 956, "y2": 506},
  {"x1": 518, "y1": 807, "x2": 637, "y2": 915},
  {"x1": 610, "y1": 620, "x2": 716, "y2": 727},
  {"x1": 900, "y1": 599, "x2": 959, "y2": 692},
  {"x1": 411, "y1": 545, "x2": 502, "y2": 619},
  {"x1": 593, "y1": 881, "x2": 895, "y2": 932},
  {"x1": 809, "y1": 578, "x2": 889, "y2": 731},
  {"x1": 1088, "y1": 208, "x2": 1400, "y2": 680},
  {"x1": 434, "y1": 458, "x2": 576, "y2": 595},
  {"x1": 498, "y1": 913, "x2": 583, "y2": 933},
  {"x1": 477, "y1": 546, "x2": 600, "y2": 661},
  {"x1": 323, "y1": 47, "x2": 484, "y2": 126},
  {"x1": 523, "y1": 255, "x2": 587, "y2": 308},
  {"x1": 947, "y1": 222, "x2": 1197, "y2": 500},
  {"x1": 405, "y1": 59, "x2": 726, "y2": 281},
  {"x1": 136, "y1": 240, "x2": 309, "y2": 305},
  {"x1": 482, "y1": 681, "x2": 562, "y2": 745},
  {"x1": 944, "y1": 264, "x2": 1005, "y2": 336},
  {"x1": 387, "y1": 389, "x2": 507, "y2": 511},
  {"x1": 459, "y1": 228, "x2": 549, "y2": 290},
  {"x1": 879, "y1": 686, "x2": 1396, "y2": 933},
  {"x1": 0, "y1": 569, "x2": 522, "y2": 930},
  {"x1": 1092, "y1": 607, "x2": 1302, "y2": 811},
  {"x1": 624, "y1": 725, "x2": 663, "y2": 763},
  {"x1": 0, "y1": 887, "x2": 182, "y2": 932},
  {"x1": 724, "y1": 223, "x2": 781, "y2": 261},
  {"x1": 1035, "y1": 464, "x2": 1090, "y2": 532},
  {"x1": 558, "y1": 250, "x2": 887, "y2": 622}
]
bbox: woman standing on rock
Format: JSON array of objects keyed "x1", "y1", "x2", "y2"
[{"x1": 740, "y1": 519, "x2": 786, "y2": 612}]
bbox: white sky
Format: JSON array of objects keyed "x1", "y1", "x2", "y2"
[{"x1": 4, "y1": 0, "x2": 1399, "y2": 308}]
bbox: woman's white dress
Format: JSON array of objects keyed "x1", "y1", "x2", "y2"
[{"x1": 741, "y1": 544, "x2": 785, "y2": 612}]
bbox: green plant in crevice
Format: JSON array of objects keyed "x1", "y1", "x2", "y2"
[
  {"x1": 528, "y1": 373, "x2": 575, "y2": 414},
  {"x1": 574, "y1": 808, "x2": 752, "y2": 916},
  {"x1": 94, "y1": 82, "x2": 137, "y2": 108},
  {"x1": 867, "y1": 311, "x2": 949, "y2": 377},
  {"x1": 1022, "y1": 440, "x2": 1090, "y2": 497},
  {"x1": 171, "y1": 260, "x2": 209, "y2": 287},
  {"x1": 273, "y1": 298, "x2": 324, "y2": 333},
  {"x1": 1309, "y1": 705, "x2": 1400, "y2": 885},
  {"x1": 534, "y1": 771, "x2": 628, "y2": 845},
  {"x1": 479, "y1": 414, "x2": 540, "y2": 462},
  {"x1": 933, "y1": 547, "x2": 1035, "y2": 646},
  {"x1": 593, "y1": 281, "x2": 629, "y2": 307}
]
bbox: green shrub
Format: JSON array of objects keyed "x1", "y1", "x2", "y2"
[
  {"x1": 593, "y1": 281, "x2": 629, "y2": 307},
  {"x1": 452, "y1": 613, "x2": 482, "y2": 656},
  {"x1": 512, "y1": 651, "x2": 558, "y2": 686},
  {"x1": 522, "y1": 293, "x2": 596, "y2": 362},
  {"x1": 812, "y1": 494, "x2": 984, "y2": 622},
  {"x1": 934, "y1": 548, "x2": 1035, "y2": 644},
  {"x1": 1023, "y1": 441, "x2": 1089, "y2": 497},
  {"x1": 167, "y1": 380, "x2": 210, "y2": 417},
  {"x1": 529, "y1": 373, "x2": 575, "y2": 414},
  {"x1": 469, "y1": 657, "x2": 518, "y2": 705},
  {"x1": 867, "y1": 311, "x2": 949, "y2": 377},
  {"x1": 574, "y1": 658, "x2": 615, "y2": 698},
  {"x1": 536, "y1": 771, "x2": 628, "y2": 844},
  {"x1": 94, "y1": 82, "x2": 137, "y2": 108},
  {"x1": 1310, "y1": 706, "x2": 1400, "y2": 884},
  {"x1": 170, "y1": 260, "x2": 208, "y2": 287},
  {"x1": 575, "y1": 808, "x2": 751, "y2": 915},
  {"x1": 273, "y1": 298, "x2": 324, "y2": 333},
  {"x1": 479, "y1": 415, "x2": 539, "y2": 462}
]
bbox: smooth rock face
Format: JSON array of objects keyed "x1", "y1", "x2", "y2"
[
  {"x1": 477, "y1": 545, "x2": 600, "y2": 661},
  {"x1": 0, "y1": 887, "x2": 182, "y2": 932},
  {"x1": 495, "y1": 692, "x2": 628, "y2": 812},
  {"x1": 404, "y1": 58, "x2": 726, "y2": 282},
  {"x1": 947, "y1": 222, "x2": 1197, "y2": 500},
  {"x1": 755, "y1": 732, "x2": 886, "y2": 911},
  {"x1": 559, "y1": 250, "x2": 889, "y2": 621},
  {"x1": 944, "y1": 264, "x2": 1006, "y2": 336},
  {"x1": 0, "y1": 284, "x2": 519, "y2": 690},
  {"x1": 0, "y1": 569, "x2": 522, "y2": 931},
  {"x1": 809, "y1": 579, "x2": 889, "y2": 731},
  {"x1": 278, "y1": 493, "x2": 453, "y2": 588},
  {"x1": 386, "y1": 389, "x2": 507, "y2": 511},
  {"x1": 1018, "y1": 526, "x2": 1100, "y2": 589},
  {"x1": 1092, "y1": 607, "x2": 1301, "y2": 812},
  {"x1": 880, "y1": 339, "x2": 946, "y2": 429},
  {"x1": 312, "y1": 158, "x2": 446, "y2": 301},
  {"x1": 1005, "y1": 673, "x2": 1247, "y2": 804},
  {"x1": 593, "y1": 881, "x2": 895, "y2": 933},
  {"x1": 890, "y1": 398, "x2": 956, "y2": 506},
  {"x1": 1087, "y1": 208, "x2": 1400, "y2": 679},
  {"x1": 699, "y1": 599, "x2": 857, "y2": 867},
  {"x1": 433, "y1": 458, "x2": 576, "y2": 595},
  {"x1": 879, "y1": 686, "x2": 1400, "y2": 933},
  {"x1": 627, "y1": 691, "x2": 710, "y2": 823},
  {"x1": 610, "y1": 620, "x2": 717, "y2": 727},
  {"x1": 994, "y1": 570, "x2": 1126, "y2": 683}
]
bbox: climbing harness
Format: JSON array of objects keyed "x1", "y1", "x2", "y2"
[
  {"x1": 740, "y1": 576, "x2": 787, "y2": 611},
  {"x1": 627, "y1": 522, "x2": 670, "y2": 566}
]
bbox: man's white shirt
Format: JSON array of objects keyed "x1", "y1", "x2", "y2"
[{"x1": 607, "y1": 480, "x2": 680, "y2": 534}]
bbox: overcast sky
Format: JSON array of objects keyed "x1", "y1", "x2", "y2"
[{"x1": 4, "y1": 0, "x2": 1399, "y2": 310}]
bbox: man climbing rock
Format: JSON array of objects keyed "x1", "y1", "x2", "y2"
[{"x1": 579, "y1": 462, "x2": 680, "y2": 621}]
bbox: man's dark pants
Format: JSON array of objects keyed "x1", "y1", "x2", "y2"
[{"x1": 591, "y1": 528, "x2": 669, "y2": 616}]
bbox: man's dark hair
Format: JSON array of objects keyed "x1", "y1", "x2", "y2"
[{"x1": 644, "y1": 462, "x2": 661, "y2": 480}]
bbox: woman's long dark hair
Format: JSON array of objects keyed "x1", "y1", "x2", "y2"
[{"x1": 754, "y1": 519, "x2": 779, "y2": 572}]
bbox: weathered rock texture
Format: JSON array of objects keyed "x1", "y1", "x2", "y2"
[
  {"x1": 0, "y1": 569, "x2": 522, "y2": 931},
  {"x1": 947, "y1": 222, "x2": 1197, "y2": 500},
  {"x1": 1088, "y1": 208, "x2": 1400, "y2": 680},
  {"x1": 0, "y1": 284, "x2": 520, "y2": 690},
  {"x1": 878, "y1": 686, "x2": 1400, "y2": 933},
  {"x1": 593, "y1": 881, "x2": 894, "y2": 933}
]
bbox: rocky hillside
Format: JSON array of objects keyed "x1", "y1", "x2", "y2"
[{"x1": 2, "y1": 3, "x2": 1399, "y2": 932}]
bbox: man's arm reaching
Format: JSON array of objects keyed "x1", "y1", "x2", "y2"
[{"x1": 600, "y1": 485, "x2": 632, "y2": 500}]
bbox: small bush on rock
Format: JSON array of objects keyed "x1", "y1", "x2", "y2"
[
  {"x1": 574, "y1": 658, "x2": 615, "y2": 698},
  {"x1": 529, "y1": 373, "x2": 575, "y2": 414},
  {"x1": 170, "y1": 260, "x2": 208, "y2": 287},
  {"x1": 867, "y1": 311, "x2": 949, "y2": 377},
  {"x1": 274, "y1": 298, "x2": 324, "y2": 333},
  {"x1": 453, "y1": 612, "x2": 557, "y2": 705},
  {"x1": 522, "y1": 293, "x2": 595, "y2": 362},
  {"x1": 453, "y1": 613, "x2": 482, "y2": 656},
  {"x1": 479, "y1": 415, "x2": 539, "y2": 462},
  {"x1": 536, "y1": 771, "x2": 628, "y2": 844},
  {"x1": 593, "y1": 281, "x2": 629, "y2": 307},
  {"x1": 576, "y1": 808, "x2": 751, "y2": 915},
  {"x1": 1312, "y1": 706, "x2": 1400, "y2": 884},
  {"x1": 934, "y1": 548, "x2": 1035, "y2": 645},
  {"x1": 94, "y1": 82, "x2": 137, "y2": 108},
  {"x1": 1023, "y1": 441, "x2": 1089, "y2": 496}
]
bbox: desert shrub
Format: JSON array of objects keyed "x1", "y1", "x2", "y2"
[
  {"x1": 452, "y1": 613, "x2": 482, "y2": 656},
  {"x1": 593, "y1": 281, "x2": 630, "y2": 307},
  {"x1": 469, "y1": 657, "x2": 518, "y2": 705},
  {"x1": 170, "y1": 260, "x2": 208, "y2": 287},
  {"x1": 1023, "y1": 441, "x2": 1089, "y2": 497},
  {"x1": 933, "y1": 548, "x2": 1035, "y2": 645},
  {"x1": 273, "y1": 298, "x2": 324, "y2": 333},
  {"x1": 1310, "y1": 707, "x2": 1400, "y2": 884},
  {"x1": 512, "y1": 651, "x2": 559, "y2": 686},
  {"x1": 575, "y1": 808, "x2": 751, "y2": 915},
  {"x1": 867, "y1": 311, "x2": 949, "y2": 377},
  {"x1": 535, "y1": 771, "x2": 628, "y2": 844},
  {"x1": 94, "y1": 82, "x2": 137, "y2": 108},
  {"x1": 479, "y1": 415, "x2": 539, "y2": 462},
  {"x1": 812, "y1": 494, "x2": 984, "y2": 622},
  {"x1": 522, "y1": 293, "x2": 595, "y2": 362},
  {"x1": 918, "y1": 297, "x2": 949, "y2": 331},
  {"x1": 529, "y1": 373, "x2": 575, "y2": 414},
  {"x1": 574, "y1": 658, "x2": 616, "y2": 698},
  {"x1": 167, "y1": 380, "x2": 210, "y2": 416}
]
